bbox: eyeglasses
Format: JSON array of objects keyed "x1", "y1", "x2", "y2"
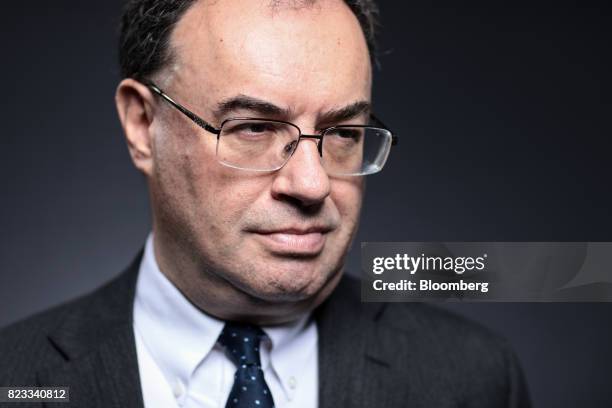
[{"x1": 146, "y1": 82, "x2": 397, "y2": 176}]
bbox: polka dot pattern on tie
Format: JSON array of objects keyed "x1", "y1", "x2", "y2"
[{"x1": 218, "y1": 322, "x2": 275, "y2": 408}]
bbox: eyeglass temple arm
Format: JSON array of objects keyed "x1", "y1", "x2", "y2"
[
  {"x1": 370, "y1": 113, "x2": 398, "y2": 146},
  {"x1": 145, "y1": 81, "x2": 221, "y2": 135}
]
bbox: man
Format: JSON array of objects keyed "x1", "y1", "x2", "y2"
[{"x1": 0, "y1": 0, "x2": 530, "y2": 407}]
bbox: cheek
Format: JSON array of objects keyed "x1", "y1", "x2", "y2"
[
  {"x1": 175, "y1": 160, "x2": 273, "y2": 248},
  {"x1": 154, "y1": 123, "x2": 273, "y2": 227},
  {"x1": 330, "y1": 178, "x2": 364, "y2": 231},
  {"x1": 152, "y1": 126, "x2": 224, "y2": 238}
]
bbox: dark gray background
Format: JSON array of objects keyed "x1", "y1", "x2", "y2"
[{"x1": 2, "y1": 2, "x2": 611, "y2": 407}]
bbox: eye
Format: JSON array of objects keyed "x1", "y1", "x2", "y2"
[
  {"x1": 224, "y1": 121, "x2": 280, "y2": 138},
  {"x1": 245, "y1": 123, "x2": 272, "y2": 133},
  {"x1": 326, "y1": 128, "x2": 363, "y2": 142},
  {"x1": 239, "y1": 122, "x2": 276, "y2": 133}
]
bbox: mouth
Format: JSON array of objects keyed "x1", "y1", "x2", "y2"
[{"x1": 250, "y1": 227, "x2": 331, "y2": 256}]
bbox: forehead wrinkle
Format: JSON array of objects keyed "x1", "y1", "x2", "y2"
[{"x1": 268, "y1": 0, "x2": 318, "y2": 10}]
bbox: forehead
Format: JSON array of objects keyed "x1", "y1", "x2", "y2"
[{"x1": 168, "y1": 0, "x2": 371, "y2": 113}]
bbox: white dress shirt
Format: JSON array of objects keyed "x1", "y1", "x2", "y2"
[{"x1": 133, "y1": 234, "x2": 319, "y2": 408}]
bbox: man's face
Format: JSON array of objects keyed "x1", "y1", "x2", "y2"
[{"x1": 149, "y1": 0, "x2": 371, "y2": 303}]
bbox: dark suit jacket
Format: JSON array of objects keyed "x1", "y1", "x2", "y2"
[{"x1": 1, "y1": 253, "x2": 531, "y2": 407}]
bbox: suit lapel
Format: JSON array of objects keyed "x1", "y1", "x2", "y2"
[
  {"x1": 39, "y1": 252, "x2": 145, "y2": 408},
  {"x1": 36, "y1": 257, "x2": 419, "y2": 408},
  {"x1": 316, "y1": 276, "x2": 393, "y2": 408},
  {"x1": 317, "y1": 279, "x2": 457, "y2": 408},
  {"x1": 38, "y1": 326, "x2": 144, "y2": 408}
]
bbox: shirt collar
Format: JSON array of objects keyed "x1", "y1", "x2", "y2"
[
  {"x1": 133, "y1": 233, "x2": 225, "y2": 387},
  {"x1": 133, "y1": 233, "x2": 317, "y2": 400},
  {"x1": 263, "y1": 314, "x2": 317, "y2": 401}
]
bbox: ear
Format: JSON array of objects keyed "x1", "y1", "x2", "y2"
[{"x1": 115, "y1": 78, "x2": 157, "y2": 176}]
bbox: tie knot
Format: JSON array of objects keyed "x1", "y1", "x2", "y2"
[{"x1": 218, "y1": 322, "x2": 265, "y2": 367}]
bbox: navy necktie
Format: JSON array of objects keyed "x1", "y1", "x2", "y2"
[{"x1": 218, "y1": 322, "x2": 275, "y2": 408}]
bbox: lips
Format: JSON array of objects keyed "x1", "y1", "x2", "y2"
[{"x1": 251, "y1": 227, "x2": 331, "y2": 256}]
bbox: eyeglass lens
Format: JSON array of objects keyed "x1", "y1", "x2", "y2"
[{"x1": 215, "y1": 119, "x2": 392, "y2": 175}]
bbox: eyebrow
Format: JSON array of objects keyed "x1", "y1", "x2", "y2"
[
  {"x1": 213, "y1": 95, "x2": 292, "y2": 120},
  {"x1": 213, "y1": 95, "x2": 372, "y2": 126},
  {"x1": 317, "y1": 101, "x2": 372, "y2": 127}
]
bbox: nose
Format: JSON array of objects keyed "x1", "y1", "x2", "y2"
[{"x1": 270, "y1": 137, "x2": 331, "y2": 208}]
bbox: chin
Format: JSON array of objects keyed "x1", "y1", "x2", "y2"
[{"x1": 244, "y1": 259, "x2": 336, "y2": 303}]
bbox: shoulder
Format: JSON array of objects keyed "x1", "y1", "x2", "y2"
[
  {"x1": 0, "y1": 256, "x2": 141, "y2": 386},
  {"x1": 340, "y1": 273, "x2": 514, "y2": 357},
  {"x1": 330, "y1": 274, "x2": 529, "y2": 403},
  {"x1": 0, "y1": 294, "x2": 88, "y2": 345},
  {"x1": 379, "y1": 300, "x2": 518, "y2": 374},
  {"x1": 384, "y1": 298, "x2": 508, "y2": 350},
  {"x1": 0, "y1": 293, "x2": 91, "y2": 384},
  {"x1": 341, "y1": 274, "x2": 508, "y2": 340}
]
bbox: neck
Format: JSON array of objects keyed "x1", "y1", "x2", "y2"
[{"x1": 150, "y1": 228, "x2": 342, "y2": 325}]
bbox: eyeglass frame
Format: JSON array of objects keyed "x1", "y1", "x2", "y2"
[{"x1": 144, "y1": 81, "x2": 397, "y2": 174}]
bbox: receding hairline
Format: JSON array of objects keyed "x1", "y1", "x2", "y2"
[{"x1": 155, "y1": 0, "x2": 370, "y2": 84}]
